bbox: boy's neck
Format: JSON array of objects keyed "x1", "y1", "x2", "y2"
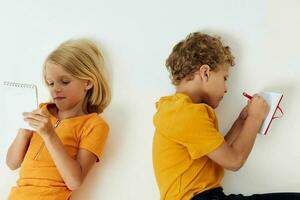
[{"x1": 176, "y1": 84, "x2": 203, "y2": 104}]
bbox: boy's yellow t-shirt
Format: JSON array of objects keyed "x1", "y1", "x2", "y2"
[
  {"x1": 8, "y1": 103, "x2": 109, "y2": 200},
  {"x1": 153, "y1": 93, "x2": 224, "y2": 200}
]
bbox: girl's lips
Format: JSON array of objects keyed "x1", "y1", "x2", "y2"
[{"x1": 54, "y1": 97, "x2": 66, "y2": 100}]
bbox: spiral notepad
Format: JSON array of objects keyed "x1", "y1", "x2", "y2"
[
  {"x1": 0, "y1": 81, "x2": 38, "y2": 130},
  {"x1": 258, "y1": 92, "x2": 283, "y2": 135}
]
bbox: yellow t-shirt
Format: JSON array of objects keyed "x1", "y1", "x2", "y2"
[
  {"x1": 8, "y1": 103, "x2": 109, "y2": 200},
  {"x1": 152, "y1": 93, "x2": 224, "y2": 200}
]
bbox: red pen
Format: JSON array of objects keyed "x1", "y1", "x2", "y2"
[{"x1": 242, "y1": 92, "x2": 253, "y2": 100}]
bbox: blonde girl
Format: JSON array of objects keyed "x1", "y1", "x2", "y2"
[{"x1": 6, "y1": 39, "x2": 111, "y2": 200}]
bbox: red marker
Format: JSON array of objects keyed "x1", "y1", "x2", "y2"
[{"x1": 242, "y1": 92, "x2": 253, "y2": 100}]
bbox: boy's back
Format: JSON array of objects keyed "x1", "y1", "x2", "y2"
[{"x1": 152, "y1": 93, "x2": 224, "y2": 200}]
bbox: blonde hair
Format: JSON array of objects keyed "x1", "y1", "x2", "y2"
[{"x1": 43, "y1": 38, "x2": 111, "y2": 114}]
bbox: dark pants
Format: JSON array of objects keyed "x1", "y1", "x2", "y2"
[{"x1": 191, "y1": 187, "x2": 300, "y2": 200}]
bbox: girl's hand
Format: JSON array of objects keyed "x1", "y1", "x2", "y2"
[{"x1": 23, "y1": 109, "x2": 55, "y2": 139}]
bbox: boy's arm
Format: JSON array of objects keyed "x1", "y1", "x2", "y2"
[
  {"x1": 6, "y1": 129, "x2": 33, "y2": 170},
  {"x1": 224, "y1": 118, "x2": 243, "y2": 145},
  {"x1": 208, "y1": 117, "x2": 261, "y2": 171},
  {"x1": 208, "y1": 95, "x2": 269, "y2": 171},
  {"x1": 224, "y1": 107, "x2": 247, "y2": 145}
]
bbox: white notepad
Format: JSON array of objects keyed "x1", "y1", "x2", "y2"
[
  {"x1": 258, "y1": 92, "x2": 283, "y2": 135},
  {"x1": 0, "y1": 81, "x2": 38, "y2": 130}
]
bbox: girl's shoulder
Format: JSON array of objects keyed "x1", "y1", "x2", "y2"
[
  {"x1": 78, "y1": 114, "x2": 109, "y2": 136},
  {"x1": 84, "y1": 113, "x2": 108, "y2": 127}
]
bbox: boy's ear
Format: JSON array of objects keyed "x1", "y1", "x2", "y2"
[
  {"x1": 197, "y1": 64, "x2": 210, "y2": 82},
  {"x1": 85, "y1": 80, "x2": 93, "y2": 90}
]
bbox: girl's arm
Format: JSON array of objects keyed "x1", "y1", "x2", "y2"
[
  {"x1": 6, "y1": 129, "x2": 33, "y2": 170},
  {"x1": 43, "y1": 132, "x2": 97, "y2": 190},
  {"x1": 23, "y1": 109, "x2": 97, "y2": 191}
]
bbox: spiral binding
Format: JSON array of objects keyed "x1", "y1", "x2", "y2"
[
  {"x1": 3, "y1": 81, "x2": 36, "y2": 89},
  {"x1": 2, "y1": 81, "x2": 39, "y2": 106}
]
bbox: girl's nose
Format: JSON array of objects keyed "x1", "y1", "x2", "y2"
[{"x1": 53, "y1": 84, "x2": 62, "y2": 92}]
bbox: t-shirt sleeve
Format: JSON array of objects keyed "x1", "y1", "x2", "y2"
[
  {"x1": 163, "y1": 105, "x2": 224, "y2": 160},
  {"x1": 79, "y1": 122, "x2": 109, "y2": 162}
]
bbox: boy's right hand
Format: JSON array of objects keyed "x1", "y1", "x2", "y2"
[{"x1": 247, "y1": 95, "x2": 270, "y2": 122}]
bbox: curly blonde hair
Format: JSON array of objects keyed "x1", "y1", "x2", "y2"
[
  {"x1": 43, "y1": 38, "x2": 111, "y2": 114},
  {"x1": 166, "y1": 32, "x2": 235, "y2": 85}
]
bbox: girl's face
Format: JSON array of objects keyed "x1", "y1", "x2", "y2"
[{"x1": 44, "y1": 62, "x2": 89, "y2": 112}]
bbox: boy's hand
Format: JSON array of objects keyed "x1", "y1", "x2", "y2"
[
  {"x1": 23, "y1": 109, "x2": 55, "y2": 139},
  {"x1": 247, "y1": 95, "x2": 270, "y2": 122}
]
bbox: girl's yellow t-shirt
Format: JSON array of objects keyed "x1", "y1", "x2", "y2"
[
  {"x1": 8, "y1": 103, "x2": 109, "y2": 200},
  {"x1": 153, "y1": 93, "x2": 224, "y2": 200}
]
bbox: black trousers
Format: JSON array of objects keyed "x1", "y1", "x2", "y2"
[{"x1": 191, "y1": 187, "x2": 300, "y2": 200}]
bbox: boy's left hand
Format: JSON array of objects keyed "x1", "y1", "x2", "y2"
[{"x1": 23, "y1": 109, "x2": 55, "y2": 139}]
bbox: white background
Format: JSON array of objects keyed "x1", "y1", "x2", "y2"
[{"x1": 0, "y1": 0, "x2": 300, "y2": 199}]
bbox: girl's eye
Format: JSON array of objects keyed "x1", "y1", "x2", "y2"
[
  {"x1": 48, "y1": 82, "x2": 54, "y2": 86},
  {"x1": 62, "y1": 81, "x2": 70, "y2": 85}
]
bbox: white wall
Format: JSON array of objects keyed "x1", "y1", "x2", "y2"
[{"x1": 0, "y1": 0, "x2": 300, "y2": 199}]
